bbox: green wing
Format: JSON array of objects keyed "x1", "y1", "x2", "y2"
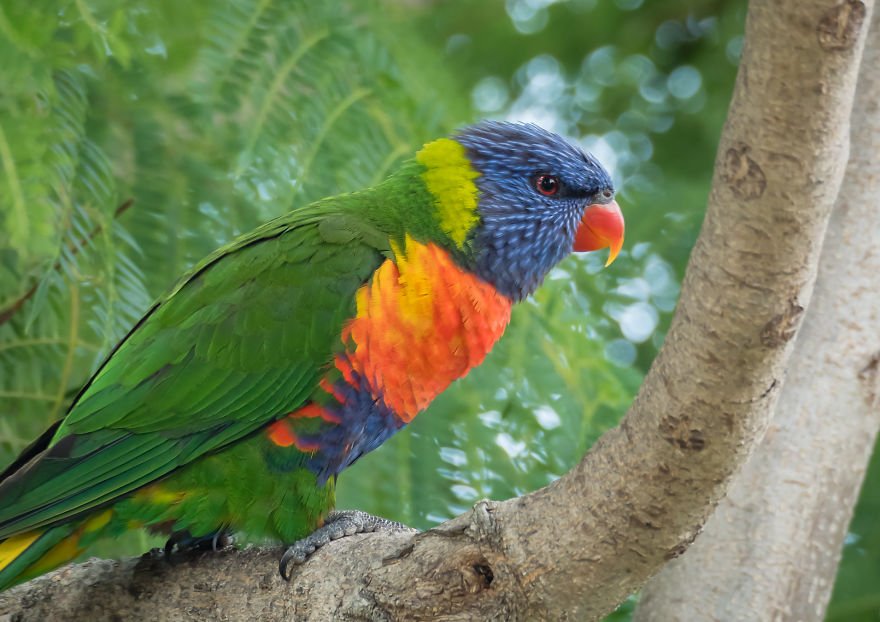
[{"x1": 0, "y1": 204, "x2": 387, "y2": 538}]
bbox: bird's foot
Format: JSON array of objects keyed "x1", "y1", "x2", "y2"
[
  {"x1": 164, "y1": 529, "x2": 233, "y2": 563},
  {"x1": 279, "y1": 510, "x2": 410, "y2": 580}
]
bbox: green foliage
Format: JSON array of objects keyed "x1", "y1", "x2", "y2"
[{"x1": 828, "y1": 446, "x2": 880, "y2": 621}]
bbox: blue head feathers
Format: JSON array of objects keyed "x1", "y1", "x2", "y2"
[{"x1": 455, "y1": 121, "x2": 615, "y2": 302}]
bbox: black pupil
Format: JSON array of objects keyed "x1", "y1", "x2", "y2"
[{"x1": 539, "y1": 176, "x2": 557, "y2": 194}]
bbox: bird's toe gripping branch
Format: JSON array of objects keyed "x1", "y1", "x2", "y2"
[
  {"x1": 163, "y1": 529, "x2": 233, "y2": 564},
  {"x1": 279, "y1": 510, "x2": 411, "y2": 581}
]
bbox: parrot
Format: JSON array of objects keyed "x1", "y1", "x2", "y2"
[{"x1": 0, "y1": 121, "x2": 624, "y2": 590}]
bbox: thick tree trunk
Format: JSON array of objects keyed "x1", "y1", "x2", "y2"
[
  {"x1": 0, "y1": 1, "x2": 874, "y2": 620},
  {"x1": 635, "y1": 6, "x2": 880, "y2": 621}
]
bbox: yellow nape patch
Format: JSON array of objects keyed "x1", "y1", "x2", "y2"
[
  {"x1": 415, "y1": 138, "x2": 480, "y2": 248},
  {"x1": 0, "y1": 531, "x2": 41, "y2": 571}
]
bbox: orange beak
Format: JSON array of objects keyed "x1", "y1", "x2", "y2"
[{"x1": 573, "y1": 200, "x2": 624, "y2": 266}]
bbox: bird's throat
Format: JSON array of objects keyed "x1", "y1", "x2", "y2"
[{"x1": 341, "y1": 236, "x2": 512, "y2": 420}]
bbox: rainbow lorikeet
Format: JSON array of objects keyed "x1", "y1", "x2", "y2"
[{"x1": 0, "y1": 121, "x2": 623, "y2": 589}]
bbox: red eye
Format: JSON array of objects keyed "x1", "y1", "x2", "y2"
[{"x1": 536, "y1": 175, "x2": 559, "y2": 196}]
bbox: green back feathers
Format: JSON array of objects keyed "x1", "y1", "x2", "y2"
[{"x1": 0, "y1": 203, "x2": 384, "y2": 538}]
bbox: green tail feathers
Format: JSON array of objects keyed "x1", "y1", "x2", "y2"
[{"x1": 0, "y1": 524, "x2": 81, "y2": 590}]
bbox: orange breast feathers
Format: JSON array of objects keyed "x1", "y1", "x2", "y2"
[{"x1": 338, "y1": 236, "x2": 512, "y2": 422}]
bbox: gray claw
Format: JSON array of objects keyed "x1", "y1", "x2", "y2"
[{"x1": 279, "y1": 510, "x2": 409, "y2": 581}]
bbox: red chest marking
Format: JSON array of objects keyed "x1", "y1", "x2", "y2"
[{"x1": 339, "y1": 238, "x2": 512, "y2": 422}]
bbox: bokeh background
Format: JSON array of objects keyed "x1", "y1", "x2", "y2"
[{"x1": 0, "y1": 1, "x2": 875, "y2": 619}]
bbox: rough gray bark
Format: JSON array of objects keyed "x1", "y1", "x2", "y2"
[
  {"x1": 635, "y1": 5, "x2": 880, "y2": 621},
  {"x1": 0, "y1": 1, "x2": 874, "y2": 620}
]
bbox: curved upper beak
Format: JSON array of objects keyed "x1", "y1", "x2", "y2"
[{"x1": 573, "y1": 200, "x2": 625, "y2": 266}]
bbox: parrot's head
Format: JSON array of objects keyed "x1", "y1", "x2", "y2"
[{"x1": 448, "y1": 121, "x2": 624, "y2": 302}]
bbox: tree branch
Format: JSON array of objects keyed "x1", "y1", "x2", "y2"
[
  {"x1": 0, "y1": 1, "x2": 874, "y2": 620},
  {"x1": 635, "y1": 4, "x2": 880, "y2": 620}
]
